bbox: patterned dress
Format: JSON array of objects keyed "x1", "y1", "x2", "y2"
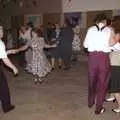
[
  {"x1": 27, "y1": 37, "x2": 52, "y2": 78},
  {"x1": 72, "y1": 34, "x2": 81, "y2": 51},
  {"x1": 72, "y1": 25, "x2": 81, "y2": 51}
]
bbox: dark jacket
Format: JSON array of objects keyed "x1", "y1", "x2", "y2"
[{"x1": 59, "y1": 26, "x2": 74, "y2": 53}]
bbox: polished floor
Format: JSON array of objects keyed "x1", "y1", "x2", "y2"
[{"x1": 0, "y1": 57, "x2": 120, "y2": 120}]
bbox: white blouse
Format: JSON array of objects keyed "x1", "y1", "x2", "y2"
[
  {"x1": 0, "y1": 40, "x2": 7, "y2": 59},
  {"x1": 110, "y1": 43, "x2": 120, "y2": 66}
]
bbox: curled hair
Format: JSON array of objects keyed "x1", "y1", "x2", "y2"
[
  {"x1": 111, "y1": 16, "x2": 120, "y2": 34},
  {"x1": 32, "y1": 27, "x2": 43, "y2": 37},
  {"x1": 106, "y1": 18, "x2": 111, "y2": 26}
]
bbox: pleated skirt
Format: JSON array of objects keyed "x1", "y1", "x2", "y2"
[{"x1": 108, "y1": 66, "x2": 120, "y2": 93}]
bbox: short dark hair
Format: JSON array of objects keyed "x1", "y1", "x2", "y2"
[{"x1": 94, "y1": 13, "x2": 108, "y2": 23}]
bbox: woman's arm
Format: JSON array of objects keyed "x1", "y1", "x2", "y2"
[
  {"x1": 16, "y1": 44, "x2": 30, "y2": 53},
  {"x1": 17, "y1": 45, "x2": 28, "y2": 52},
  {"x1": 6, "y1": 45, "x2": 29, "y2": 55}
]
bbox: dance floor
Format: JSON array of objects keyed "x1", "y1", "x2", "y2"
[{"x1": 0, "y1": 58, "x2": 119, "y2": 120}]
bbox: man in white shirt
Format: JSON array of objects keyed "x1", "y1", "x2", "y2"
[
  {"x1": 83, "y1": 13, "x2": 114, "y2": 114},
  {"x1": 0, "y1": 26, "x2": 18, "y2": 113}
]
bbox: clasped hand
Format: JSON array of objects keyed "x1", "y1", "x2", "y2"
[{"x1": 7, "y1": 49, "x2": 19, "y2": 55}]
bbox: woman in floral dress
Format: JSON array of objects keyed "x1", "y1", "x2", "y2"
[{"x1": 17, "y1": 28, "x2": 56, "y2": 84}]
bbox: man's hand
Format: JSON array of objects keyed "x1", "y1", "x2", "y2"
[{"x1": 13, "y1": 67, "x2": 18, "y2": 75}]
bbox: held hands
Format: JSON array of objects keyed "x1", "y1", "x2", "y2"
[
  {"x1": 45, "y1": 43, "x2": 57, "y2": 48},
  {"x1": 51, "y1": 38, "x2": 56, "y2": 42},
  {"x1": 52, "y1": 44, "x2": 57, "y2": 48},
  {"x1": 7, "y1": 49, "x2": 19, "y2": 55}
]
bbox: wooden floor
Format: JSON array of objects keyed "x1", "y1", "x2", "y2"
[{"x1": 0, "y1": 58, "x2": 120, "y2": 120}]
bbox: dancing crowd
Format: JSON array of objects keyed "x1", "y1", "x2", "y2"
[{"x1": 0, "y1": 13, "x2": 120, "y2": 116}]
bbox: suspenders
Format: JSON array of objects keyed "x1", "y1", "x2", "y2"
[{"x1": 95, "y1": 24, "x2": 106, "y2": 31}]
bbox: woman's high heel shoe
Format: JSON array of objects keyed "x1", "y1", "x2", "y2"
[
  {"x1": 112, "y1": 108, "x2": 120, "y2": 113},
  {"x1": 105, "y1": 97, "x2": 116, "y2": 102}
]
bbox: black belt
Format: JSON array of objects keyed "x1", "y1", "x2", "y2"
[{"x1": 89, "y1": 51, "x2": 110, "y2": 55}]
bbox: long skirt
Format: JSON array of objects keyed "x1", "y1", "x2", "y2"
[{"x1": 108, "y1": 66, "x2": 120, "y2": 93}]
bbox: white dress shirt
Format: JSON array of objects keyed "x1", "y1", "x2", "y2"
[
  {"x1": 0, "y1": 40, "x2": 7, "y2": 59},
  {"x1": 83, "y1": 25, "x2": 112, "y2": 53}
]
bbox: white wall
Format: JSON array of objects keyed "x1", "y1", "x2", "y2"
[
  {"x1": 0, "y1": 0, "x2": 62, "y2": 15},
  {"x1": 62, "y1": 0, "x2": 120, "y2": 12},
  {"x1": 113, "y1": 9, "x2": 120, "y2": 16}
]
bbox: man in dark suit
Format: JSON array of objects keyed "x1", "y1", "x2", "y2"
[{"x1": 59, "y1": 19, "x2": 74, "y2": 70}]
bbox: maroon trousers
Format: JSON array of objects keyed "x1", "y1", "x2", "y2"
[{"x1": 88, "y1": 52, "x2": 110, "y2": 110}]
